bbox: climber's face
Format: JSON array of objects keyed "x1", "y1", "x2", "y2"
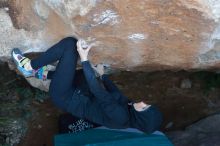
[{"x1": 133, "y1": 101, "x2": 151, "y2": 112}]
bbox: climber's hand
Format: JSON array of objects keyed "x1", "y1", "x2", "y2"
[
  {"x1": 92, "y1": 64, "x2": 105, "y2": 76},
  {"x1": 77, "y1": 39, "x2": 94, "y2": 62}
]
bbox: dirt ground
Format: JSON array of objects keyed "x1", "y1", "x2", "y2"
[
  {"x1": 1, "y1": 62, "x2": 220, "y2": 146},
  {"x1": 17, "y1": 101, "x2": 61, "y2": 146}
]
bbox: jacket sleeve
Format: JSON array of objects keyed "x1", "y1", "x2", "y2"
[
  {"x1": 81, "y1": 61, "x2": 129, "y2": 124},
  {"x1": 101, "y1": 74, "x2": 121, "y2": 93},
  {"x1": 81, "y1": 61, "x2": 109, "y2": 99},
  {"x1": 101, "y1": 74, "x2": 129, "y2": 103}
]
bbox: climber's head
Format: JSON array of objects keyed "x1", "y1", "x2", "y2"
[{"x1": 129, "y1": 102, "x2": 163, "y2": 133}]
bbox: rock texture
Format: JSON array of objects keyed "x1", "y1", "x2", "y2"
[
  {"x1": 167, "y1": 114, "x2": 220, "y2": 146},
  {"x1": 1, "y1": 0, "x2": 220, "y2": 71}
]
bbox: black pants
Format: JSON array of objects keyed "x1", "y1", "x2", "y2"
[{"x1": 31, "y1": 37, "x2": 79, "y2": 111}]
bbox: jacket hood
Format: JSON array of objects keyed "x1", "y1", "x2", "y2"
[{"x1": 129, "y1": 105, "x2": 163, "y2": 133}]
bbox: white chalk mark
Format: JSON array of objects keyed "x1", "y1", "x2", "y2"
[
  {"x1": 128, "y1": 34, "x2": 146, "y2": 41},
  {"x1": 92, "y1": 10, "x2": 120, "y2": 26}
]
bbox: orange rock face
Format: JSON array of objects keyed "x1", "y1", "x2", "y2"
[{"x1": 1, "y1": 0, "x2": 220, "y2": 71}]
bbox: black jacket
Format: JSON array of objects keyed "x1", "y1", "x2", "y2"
[{"x1": 65, "y1": 61, "x2": 162, "y2": 133}]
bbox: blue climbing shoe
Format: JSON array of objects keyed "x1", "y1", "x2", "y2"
[{"x1": 11, "y1": 48, "x2": 34, "y2": 77}]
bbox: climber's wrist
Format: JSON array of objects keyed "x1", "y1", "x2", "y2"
[{"x1": 80, "y1": 57, "x2": 88, "y2": 62}]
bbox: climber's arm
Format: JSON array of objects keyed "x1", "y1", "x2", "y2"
[{"x1": 77, "y1": 40, "x2": 129, "y2": 124}]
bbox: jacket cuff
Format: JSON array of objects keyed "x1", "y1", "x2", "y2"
[
  {"x1": 81, "y1": 60, "x2": 90, "y2": 65},
  {"x1": 81, "y1": 60, "x2": 89, "y2": 64},
  {"x1": 101, "y1": 74, "x2": 108, "y2": 80}
]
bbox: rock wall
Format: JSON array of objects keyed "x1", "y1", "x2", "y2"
[
  {"x1": 1, "y1": 0, "x2": 220, "y2": 71},
  {"x1": 168, "y1": 114, "x2": 220, "y2": 146}
]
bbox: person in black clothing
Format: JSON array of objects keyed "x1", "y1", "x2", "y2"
[{"x1": 11, "y1": 37, "x2": 162, "y2": 133}]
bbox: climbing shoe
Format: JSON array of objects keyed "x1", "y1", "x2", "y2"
[{"x1": 11, "y1": 48, "x2": 34, "y2": 77}]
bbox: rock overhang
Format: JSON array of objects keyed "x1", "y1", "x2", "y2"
[{"x1": 0, "y1": 0, "x2": 220, "y2": 72}]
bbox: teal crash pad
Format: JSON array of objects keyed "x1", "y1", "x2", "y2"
[{"x1": 54, "y1": 129, "x2": 173, "y2": 146}]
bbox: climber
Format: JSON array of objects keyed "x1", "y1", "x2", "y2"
[{"x1": 11, "y1": 37, "x2": 162, "y2": 133}]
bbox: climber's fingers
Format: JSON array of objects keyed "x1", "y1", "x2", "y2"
[{"x1": 86, "y1": 43, "x2": 96, "y2": 52}]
